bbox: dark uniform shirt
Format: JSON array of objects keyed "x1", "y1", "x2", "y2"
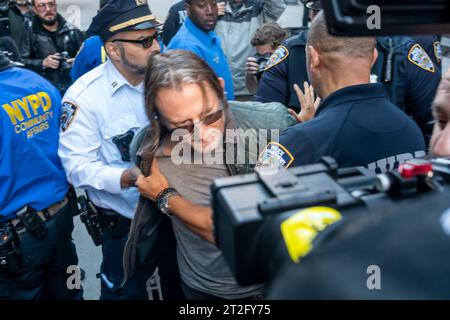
[
  {"x1": 255, "y1": 32, "x2": 440, "y2": 144},
  {"x1": 411, "y1": 35, "x2": 442, "y2": 70},
  {"x1": 259, "y1": 83, "x2": 426, "y2": 173},
  {"x1": 254, "y1": 30, "x2": 308, "y2": 112}
]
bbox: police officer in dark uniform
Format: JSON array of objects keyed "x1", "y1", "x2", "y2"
[
  {"x1": 255, "y1": 0, "x2": 441, "y2": 144},
  {"x1": 372, "y1": 35, "x2": 441, "y2": 143},
  {"x1": 0, "y1": 51, "x2": 82, "y2": 300},
  {"x1": 259, "y1": 12, "x2": 426, "y2": 174},
  {"x1": 411, "y1": 34, "x2": 442, "y2": 70},
  {"x1": 254, "y1": 0, "x2": 321, "y2": 113}
]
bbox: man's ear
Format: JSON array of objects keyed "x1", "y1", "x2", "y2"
[
  {"x1": 372, "y1": 48, "x2": 379, "y2": 67},
  {"x1": 218, "y1": 77, "x2": 225, "y2": 91},
  {"x1": 104, "y1": 41, "x2": 121, "y2": 62},
  {"x1": 308, "y1": 45, "x2": 320, "y2": 69}
]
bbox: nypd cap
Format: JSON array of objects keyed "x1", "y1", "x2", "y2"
[{"x1": 87, "y1": 0, "x2": 162, "y2": 42}]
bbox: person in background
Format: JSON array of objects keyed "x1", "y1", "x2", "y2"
[
  {"x1": 168, "y1": 0, "x2": 235, "y2": 100},
  {"x1": 19, "y1": 0, "x2": 84, "y2": 95},
  {"x1": 214, "y1": 0, "x2": 286, "y2": 101},
  {"x1": 0, "y1": 0, "x2": 25, "y2": 47},
  {"x1": 162, "y1": 0, "x2": 186, "y2": 46},
  {"x1": 245, "y1": 22, "x2": 288, "y2": 94},
  {"x1": 14, "y1": 0, "x2": 33, "y2": 27}
]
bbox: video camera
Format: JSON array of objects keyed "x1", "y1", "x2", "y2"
[
  {"x1": 322, "y1": 0, "x2": 450, "y2": 36},
  {"x1": 212, "y1": 157, "x2": 450, "y2": 286}
]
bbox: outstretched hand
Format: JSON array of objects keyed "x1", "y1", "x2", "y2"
[{"x1": 288, "y1": 82, "x2": 321, "y2": 123}]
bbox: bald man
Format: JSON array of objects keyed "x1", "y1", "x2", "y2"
[{"x1": 259, "y1": 12, "x2": 426, "y2": 174}]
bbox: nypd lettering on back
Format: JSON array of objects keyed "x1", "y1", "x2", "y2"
[
  {"x1": 368, "y1": 151, "x2": 426, "y2": 174},
  {"x1": 1, "y1": 92, "x2": 54, "y2": 139}
]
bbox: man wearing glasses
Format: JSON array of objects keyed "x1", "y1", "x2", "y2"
[
  {"x1": 19, "y1": 0, "x2": 84, "y2": 95},
  {"x1": 125, "y1": 50, "x2": 295, "y2": 300},
  {"x1": 58, "y1": 0, "x2": 181, "y2": 300}
]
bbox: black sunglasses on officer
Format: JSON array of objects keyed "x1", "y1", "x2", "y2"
[{"x1": 111, "y1": 31, "x2": 162, "y2": 49}]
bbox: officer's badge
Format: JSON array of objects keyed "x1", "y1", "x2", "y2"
[
  {"x1": 61, "y1": 101, "x2": 78, "y2": 132},
  {"x1": 264, "y1": 46, "x2": 289, "y2": 71},
  {"x1": 408, "y1": 44, "x2": 435, "y2": 73},
  {"x1": 258, "y1": 142, "x2": 294, "y2": 169},
  {"x1": 434, "y1": 41, "x2": 442, "y2": 63}
]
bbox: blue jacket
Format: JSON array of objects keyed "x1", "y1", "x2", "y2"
[
  {"x1": 0, "y1": 66, "x2": 68, "y2": 221},
  {"x1": 70, "y1": 36, "x2": 106, "y2": 82},
  {"x1": 168, "y1": 17, "x2": 235, "y2": 100}
]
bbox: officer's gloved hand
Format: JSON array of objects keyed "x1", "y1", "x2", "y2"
[{"x1": 288, "y1": 82, "x2": 322, "y2": 123}]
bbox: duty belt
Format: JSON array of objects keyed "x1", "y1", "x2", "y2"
[{"x1": 10, "y1": 197, "x2": 69, "y2": 234}]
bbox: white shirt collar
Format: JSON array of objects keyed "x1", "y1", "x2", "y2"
[{"x1": 105, "y1": 60, "x2": 144, "y2": 95}]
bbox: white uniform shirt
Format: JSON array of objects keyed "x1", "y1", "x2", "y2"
[{"x1": 58, "y1": 60, "x2": 149, "y2": 218}]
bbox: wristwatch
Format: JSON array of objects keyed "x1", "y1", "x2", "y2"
[{"x1": 156, "y1": 188, "x2": 179, "y2": 217}]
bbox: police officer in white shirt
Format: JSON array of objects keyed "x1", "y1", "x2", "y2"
[{"x1": 58, "y1": 0, "x2": 163, "y2": 300}]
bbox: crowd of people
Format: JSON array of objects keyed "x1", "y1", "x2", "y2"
[{"x1": 0, "y1": 0, "x2": 449, "y2": 301}]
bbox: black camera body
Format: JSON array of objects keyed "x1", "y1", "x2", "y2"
[
  {"x1": 254, "y1": 53, "x2": 271, "y2": 80},
  {"x1": 58, "y1": 51, "x2": 72, "y2": 73},
  {"x1": 212, "y1": 157, "x2": 450, "y2": 286}
]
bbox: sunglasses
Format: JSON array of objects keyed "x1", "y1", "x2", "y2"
[
  {"x1": 112, "y1": 32, "x2": 161, "y2": 49},
  {"x1": 35, "y1": 1, "x2": 56, "y2": 10},
  {"x1": 164, "y1": 103, "x2": 225, "y2": 135}
]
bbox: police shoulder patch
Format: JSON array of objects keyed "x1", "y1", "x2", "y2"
[
  {"x1": 264, "y1": 46, "x2": 289, "y2": 71},
  {"x1": 258, "y1": 142, "x2": 295, "y2": 169},
  {"x1": 61, "y1": 101, "x2": 78, "y2": 132},
  {"x1": 434, "y1": 41, "x2": 442, "y2": 62},
  {"x1": 408, "y1": 44, "x2": 435, "y2": 73}
]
